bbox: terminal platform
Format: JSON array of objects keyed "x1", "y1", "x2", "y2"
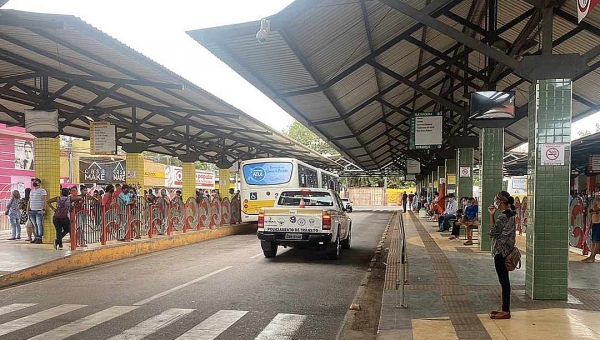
[{"x1": 378, "y1": 211, "x2": 600, "y2": 340}]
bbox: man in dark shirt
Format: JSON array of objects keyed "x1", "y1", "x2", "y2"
[{"x1": 401, "y1": 192, "x2": 408, "y2": 213}]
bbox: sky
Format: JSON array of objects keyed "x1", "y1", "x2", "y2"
[{"x1": 3, "y1": 0, "x2": 598, "y2": 140}]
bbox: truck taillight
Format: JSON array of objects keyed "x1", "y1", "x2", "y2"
[
  {"x1": 322, "y1": 211, "x2": 331, "y2": 230},
  {"x1": 258, "y1": 211, "x2": 265, "y2": 229}
]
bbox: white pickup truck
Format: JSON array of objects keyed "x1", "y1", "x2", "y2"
[{"x1": 257, "y1": 188, "x2": 352, "y2": 259}]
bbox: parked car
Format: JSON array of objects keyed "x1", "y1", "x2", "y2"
[
  {"x1": 341, "y1": 198, "x2": 353, "y2": 212},
  {"x1": 257, "y1": 188, "x2": 352, "y2": 259}
]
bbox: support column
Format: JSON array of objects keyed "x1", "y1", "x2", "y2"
[
  {"x1": 456, "y1": 148, "x2": 474, "y2": 199},
  {"x1": 122, "y1": 143, "x2": 146, "y2": 190},
  {"x1": 219, "y1": 169, "x2": 231, "y2": 199},
  {"x1": 445, "y1": 159, "x2": 457, "y2": 195},
  {"x1": 437, "y1": 166, "x2": 446, "y2": 195},
  {"x1": 432, "y1": 170, "x2": 438, "y2": 193},
  {"x1": 34, "y1": 137, "x2": 60, "y2": 244},
  {"x1": 526, "y1": 79, "x2": 572, "y2": 300},
  {"x1": 179, "y1": 153, "x2": 199, "y2": 200},
  {"x1": 479, "y1": 128, "x2": 504, "y2": 252}
]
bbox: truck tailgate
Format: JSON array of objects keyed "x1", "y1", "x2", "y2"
[{"x1": 263, "y1": 208, "x2": 325, "y2": 233}]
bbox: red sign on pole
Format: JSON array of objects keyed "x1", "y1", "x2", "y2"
[{"x1": 578, "y1": 0, "x2": 600, "y2": 23}]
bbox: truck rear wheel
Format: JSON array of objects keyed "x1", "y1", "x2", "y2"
[
  {"x1": 341, "y1": 226, "x2": 351, "y2": 250},
  {"x1": 327, "y1": 235, "x2": 341, "y2": 260},
  {"x1": 262, "y1": 241, "x2": 278, "y2": 258}
]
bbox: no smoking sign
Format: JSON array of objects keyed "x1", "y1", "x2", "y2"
[{"x1": 541, "y1": 143, "x2": 567, "y2": 166}]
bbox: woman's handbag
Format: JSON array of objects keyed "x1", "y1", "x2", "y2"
[{"x1": 505, "y1": 247, "x2": 522, "y2": 271}]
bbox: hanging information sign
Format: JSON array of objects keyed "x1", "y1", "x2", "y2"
[
  {"x1": 410, "y1": 112, "x2": 443, "y2": 150},
  {"x1": 90, "y1": 121, "x2": 117, "y2": 155}
]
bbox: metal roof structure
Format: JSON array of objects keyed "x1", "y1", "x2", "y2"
[
  {"x1": 0, "y1": 9, "x2": 338, "y2": 168},
  {"x1": 189, "y1": 0, "x2": 600, "y2": 174}
]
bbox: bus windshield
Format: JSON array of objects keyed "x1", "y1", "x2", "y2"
[{"x1": 243, "y1": 162, "x2": 293, "y2": 185}]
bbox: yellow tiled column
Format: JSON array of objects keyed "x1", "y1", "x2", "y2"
[
  {"x1": 126, "y1": 153, "x2": 145, "y2": 188},
  {"x1": 34, "y1": 137, "x2": 60, "y2": 243},
  {"x1": 182, "y1": 162, "x2": 196, "y2": 200},
  {"x1": 219, "y1": 169, "x2": 230, "y2": 199}
]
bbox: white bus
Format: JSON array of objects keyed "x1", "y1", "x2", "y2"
[{"x1": 240, "y1": 157, "x2": 339, "y2": 222}]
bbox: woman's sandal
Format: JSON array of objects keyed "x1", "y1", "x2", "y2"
[{"x1": 464, "y1": 241, "x2": 473, "y2": 246}]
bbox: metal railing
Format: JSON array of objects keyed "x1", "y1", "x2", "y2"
[
  {"x1": 69, "y1": 196, "x2": 242, "y2": 250},
  {"x1": 397, "y1": 212, "x2": 408, "y2": 308}
]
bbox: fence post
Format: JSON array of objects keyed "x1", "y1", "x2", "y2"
[
  {"x1": 70, "y1": 209, "x2": 76, "y2": 251},
  {"x1": 126, "y1": 204, "x2": 132, "y2": 241},
  {"x1": 101, "y1": 204, "x2": 107, "y2": 245},
  {"x1": 167, "y1": 201, "x2": 173, "y2": 236}
]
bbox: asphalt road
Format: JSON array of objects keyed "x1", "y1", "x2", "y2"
[{"x1": 0, "y1": 211, "x2": 390, "y2": 340}]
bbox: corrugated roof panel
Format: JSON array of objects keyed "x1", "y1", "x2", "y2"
[
  {"x1": 329, "y1": 64, "x2": 379, "y2": 113},
  {"x1": 368, "y1": 0, "x2": 424, "y2": 50},
  {"x1": 225, "y1": 33, "x2": 317, "y2": 92},
  {"x1": 287, "y1": 92, "x2": 340, "y2": 121}
]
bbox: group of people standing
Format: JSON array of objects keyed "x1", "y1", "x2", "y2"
[{"x1": 5, "y1": 177, "x2": 46, "y2": 244}]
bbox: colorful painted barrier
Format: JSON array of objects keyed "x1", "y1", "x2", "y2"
[{"x1": 70, "y1": 196, "x2": 242, "y2": 250}]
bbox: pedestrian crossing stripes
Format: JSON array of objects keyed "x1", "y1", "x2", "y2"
[
  {"x1": 0, "y1": 304, "x2": 86, "y2": 337},
  {"x1": 0, "y1": 303, "x2": 312, "y2": 339},
  {"x1": 176, "y1": 309, "x2": 247, "y2": 340},
  {"x1": 29, "y1": 306, "x2": 138, "y2": 340},
  {"x1": 109, "y1": 308, "x2": 194, "y2": 340},
  {"x1": 255, "y1": 313, "x2": 307, "y2": 340}
]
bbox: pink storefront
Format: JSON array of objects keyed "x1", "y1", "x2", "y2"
[{"x1": 0, "y1": 124, "x2": 35, "y2": 200}]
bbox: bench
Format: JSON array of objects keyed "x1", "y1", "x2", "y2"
[{"x1": 459, "y1": 219, "x2": 480, "y2": 242}]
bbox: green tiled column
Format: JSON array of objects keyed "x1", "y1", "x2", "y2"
[
  {"x1": 525, "y1": 79, "x2": 571, "y2": 301},
  {"x1": 445, "y1": 159, "x2": 457, "y2": 194},
  {"x1": 479, "y1": 128, "x2": 504, "y2": 252},
  {"x1": 456, "y1": 148, "x2": 474, "y2": 199},
  {"x1": 433, "y1": 170, "x2": 438, "y2": 192}
]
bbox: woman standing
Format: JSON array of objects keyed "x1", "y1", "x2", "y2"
[
  {"x1": 20, "y1": 188, "x2": 32, "y2": 241},
  {"x1": 47, "y1": 188, "x2": 81, "y2": 250},
  {"x1": 583, "y1": 190, "x2": 600, "y2": 263},
  {"x1": 488, "y1": 191, "x2": 517, "y2": 320},
  {"x1": 5, "y1": 190, "x2": 21, "y2": 240}
]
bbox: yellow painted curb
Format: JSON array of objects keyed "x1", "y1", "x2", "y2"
[{"x1": 0, "y1": 224, "x2": 256, "y2": 289}]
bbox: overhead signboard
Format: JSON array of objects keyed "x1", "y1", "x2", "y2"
[
  {"x1": 406, "y1": 159, "x2": 420, "y2": 174},
  {"x1": 90, "y1": 121, "x2": 117, "y2": 155},
  {"x1": 578, "y1": 0, "x2": 600, "y2": 23},
  {"x1": 540, "y1": 143, "x2": 568, "y2": 166},
  {"x1": 410, "y1": 112, "x2": 442, "y2": 150},
  {"x1": 589, "y1": 154, "x2": 600, "y2": 173},
  {"x1": 512, "y1": 177, "x2": 527, "y2": 190}
]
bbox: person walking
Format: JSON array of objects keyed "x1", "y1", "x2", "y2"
[
  {"x1": 401, "y1": 191, "x2": 408, "y2": 213},
  {"x1": 28, "y1": 178, "x2": 47, "y2": 244},
  {"x1": 47, "y1": 188, "x2": 81, "y2": 250},
  {"x1": 488, "y1": 191, "x2": 517, "y2": 320},
  {"x1": 5, "y1": 190, "x2": 21, "y2": 240}
]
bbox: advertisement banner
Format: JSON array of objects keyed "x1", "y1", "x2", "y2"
[
  {"x1": 164, "y1": 165, "x2": 215, "y2": 189},
  {"x1": 14, "y1": 139, "x2": 34, "y2": 170},
  {"x1": 79, "y1": 158, "x2": 126, "y2": 184},
  {"x1": 242, "y1": 162, "x2": 293, "y2": 185}
]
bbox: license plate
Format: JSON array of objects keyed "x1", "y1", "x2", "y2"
[{"x1": 285, "y1": 233, "x2": 303, "y2": 240}]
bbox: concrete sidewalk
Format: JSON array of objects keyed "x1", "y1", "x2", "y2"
[
  {"x1": 378, "y1": 212, "x2": 600, "y2": 340},
  {"x1": 0, "y1": 224, "x2": 255, "y2": 289}
]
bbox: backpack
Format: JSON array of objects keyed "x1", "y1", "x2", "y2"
[
  {"x1": 55, "y1": 197, "x2": 71, "y2": 219},
  {"x1": 505, "y1": 246, "x2": 522, "y2": 271}
]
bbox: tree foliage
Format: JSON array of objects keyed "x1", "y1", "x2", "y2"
[
  {"x1": 577, "y1": 122, "x2": 600, "y2": 138},
  {"x1": 283, "y1": 121, "x2": 338, "y2": 155}
]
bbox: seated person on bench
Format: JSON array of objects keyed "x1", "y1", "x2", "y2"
[
  {"x1": 462, "y1": 197, "x2": 479, "y2": 245},
  {"x1": 437, "y1": 193, "x2": 457, "y2": 232},
  {"x1": 448, "y1": 208, "x2": 464, "y2": 240}
]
